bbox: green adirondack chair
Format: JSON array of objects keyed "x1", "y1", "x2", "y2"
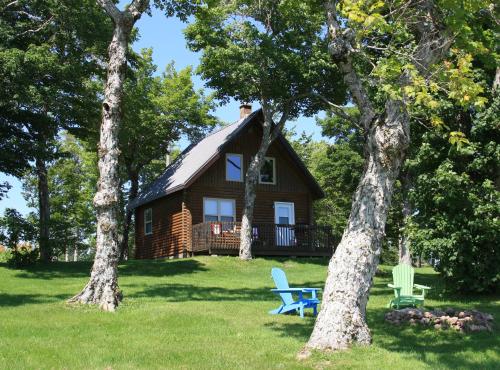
[{"x1": 388, "y1": 264, "x2": 431, "y2": 309}]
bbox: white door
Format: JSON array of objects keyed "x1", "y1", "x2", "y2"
[{"x1": 274, "y1": 202, "x2": 295, "y2": 246}]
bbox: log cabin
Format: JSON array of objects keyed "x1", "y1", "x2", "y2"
[{"x1": 129, "y1": 105, "x2": 335, "y2": 259}]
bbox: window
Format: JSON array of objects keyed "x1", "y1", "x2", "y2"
[
  {"x1": 203, "y1": 198, "x2": 236, "y2": 222},
  {"x1": 226, "y1": 153, "x2": 243, "y2": 182},
  {"x1": 259, "y1": 157, "x2": 276, "y2": 184},
  {"x1": 144, "y1": 208, "x2": 152, "y2": 235}
]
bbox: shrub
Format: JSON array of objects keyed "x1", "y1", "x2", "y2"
[{"x1": 7, "y1": 248, "x2": 39, "y2": 268}]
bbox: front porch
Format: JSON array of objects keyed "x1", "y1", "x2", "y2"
[{"x1": 191, "y1": 222, "x2": 337, "y2": 257}]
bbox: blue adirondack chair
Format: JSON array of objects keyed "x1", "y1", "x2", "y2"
[{"x1": 269, "y1": 267, "x2": 321, "y2": 318}]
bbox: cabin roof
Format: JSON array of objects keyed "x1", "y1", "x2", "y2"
[{"x1": 129, "y1": 109, "x2": 324, "y2": 209}]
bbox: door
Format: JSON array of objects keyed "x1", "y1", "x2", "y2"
[{"x1": 274, "y1": 202, "x2": 295, "y2": 246}]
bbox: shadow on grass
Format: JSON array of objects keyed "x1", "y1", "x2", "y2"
[
  {"x1": 264, "y1": 320, "x2": 315, "y2": 341},
  {"x1": 11, "y1": 258, "x2": 207, "y2": 280},
  {"x1": 368, "y1": 306, "x2": 500, "y2": 369},
  {"x1": 259, "y1": 256, "x2": 330, "y2": 267},
  {"x1": 128, "y1": 280, "x2": 324, "y2": 302},
  {"x1": 0, "y1": 293, "x2": 69, "y2": 307}
]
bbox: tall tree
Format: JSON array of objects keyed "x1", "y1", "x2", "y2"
[
  {"x1": 70, "y1": 0, "x2": 201, "y2": 311},
  {"x1": 305, "y1": 0, "x2": 490, "y2": 351},
  {"x1": 0, "y1": 0, "x2": 111, "y2": 260},
  {"x1": 185, "y1": 0, "x2": 345, "y2": 260},
  {"x1": 119, "y1": 49, "x2": 216, "y2": 259}
]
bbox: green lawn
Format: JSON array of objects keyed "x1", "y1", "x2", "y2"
[{"x1": 0, "y1": 257, "x2": 498, "y2": 369}]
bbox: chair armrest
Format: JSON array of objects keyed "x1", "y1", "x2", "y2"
[
  {"x1": 388, "y1": 284, "x2": 401, "y2": 290},
  {"x1": 271, "y1": 288, "x2": 305, "y2": 293},
  {"x1": 414, "y1": 284, "x2": 431, "y2": 290}
]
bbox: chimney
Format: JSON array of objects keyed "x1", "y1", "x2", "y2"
[{"x1": 239, "y1": 103, "x2": 252, "y2": 119}]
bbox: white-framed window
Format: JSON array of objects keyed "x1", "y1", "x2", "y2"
[
  {"x1": 203, "y1": 198, "x2": 236, "y2": 222},
  {"x1": 226, "y1": 153, "x2": 243, "y2": 182},
  {"x1": 259, "y1": 157, "x2": 276, "y2": 185},
  {"x1": 144, "y1": 208, "x2": 153, "y2": 235}
]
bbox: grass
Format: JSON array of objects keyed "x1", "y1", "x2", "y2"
[{"x1": 0, "y1": 256, "x2": 498, "y2": 369}]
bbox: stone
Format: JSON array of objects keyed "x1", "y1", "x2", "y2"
[
  {"x1": 434, "y1": 324, "x2": 442, "y2": 329},
  {"x1": 424, "y1": 311, "x2": 433, "y2": 318},
  {"x1": 445, "y1": 307, "x2": 455, "y2": 316},
  {"x1": 420, "y1": 318, "x2": 430, "y2": 325},
  {"x1": 458, "y1": 311, "x2": 465, "y2": 318},
  {"x1": 448, "y1": 317, "x2": 458, "y2": 325}
]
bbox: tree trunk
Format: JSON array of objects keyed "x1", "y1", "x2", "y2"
[
  {"x1": 306, "y1": 99, "x2": 410, "y2": 351},
  {"x1": 73, "y1": 247, "x2": 78, "y2": 262},
  {"x1": 398, "y1": 172, "x2": 412, "y2": 265},
  {"x1": 120, "y1": 169, "x2": 139, "y2": 260},
  {"x1": 239, "y1": 134, "x2": 272, "y2": 260},
  {"x1": 69, "y1": 18, "x2": 132, "y2": 311},
  {"x1": 36, "y1": 158, "x2": 51, "y2": 262}
]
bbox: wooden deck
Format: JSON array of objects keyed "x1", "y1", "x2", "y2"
[{"x1": 191, "y1": 222, "x2": 336, "y2": 257}]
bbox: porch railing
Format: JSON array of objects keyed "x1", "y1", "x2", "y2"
[{"x1": 191, "y1": 221, "x2": 336, "y2": 256}]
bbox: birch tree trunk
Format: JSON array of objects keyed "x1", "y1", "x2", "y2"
[
  {"x1": 36, "y1": 157, "x2": 51, "y2": 262},
  {"x1": 69, "y1": 0, "x2": 148, "y2": 311},
  {"x1": 306, "y1": 100, "x2": 410, "y2": 350},
  {"x1": 239, "y1": 120, "x2": 272, "y2": 260},
  {"x1": 239, "y1": 105, "x2": 288, "y2": 260},
  {"x1": 305, "y1": 0, "x2": 450, "y2": 351}
]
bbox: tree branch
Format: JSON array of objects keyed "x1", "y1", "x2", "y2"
[
  {"x1": 325, "y1": 1, "x2": 377, "y2": 130},
  {"x1": 311, "y1": 92, "x2": 363, "y2": 130},
  {"x1": 96, "y1": 0, "x2": 122, "y2": 23}
]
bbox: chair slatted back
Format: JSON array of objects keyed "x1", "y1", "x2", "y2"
[
  {"x1": 392, "y1": 264, "x2": 414, "y2": 296},
  {"x1": 271, "y1": 268, "x2": 294, "y2": 306}
]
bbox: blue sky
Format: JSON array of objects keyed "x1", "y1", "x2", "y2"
[{"x1": 0, "y1": 6, "x2": 327, "y2": 216}]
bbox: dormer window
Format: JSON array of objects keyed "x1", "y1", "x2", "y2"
[
  {"x1": 259, "y1": 157, "x2": 276, "y2": 184},
  {"x1": 226, "y1": 153, "x2": 243, "y2": 182}
]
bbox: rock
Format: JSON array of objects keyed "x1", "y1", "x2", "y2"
[
  {"x1": 434, "y1": 324, "x2": 442, "y2": 329},
  {"x1": 445, "y1": 307, "x2": 455, "y2": 316},
  {"x1": 458, "y1": 311, "x2": 465, "y2": 318},
  {"x1": 424, "y1": 311, "x2": 433, "y2": 318},
  {"x1": 448, "y1": 317, "x2": 458, "y2": 325},
  {"x1": 484, "y1": 313, "x2": 494, "y2": 321},
  {"x1": 420, "y1": 317, "x2": 430, "y2": 325}
]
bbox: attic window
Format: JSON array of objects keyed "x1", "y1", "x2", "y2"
[
  {"x1": 226, "y1": 153, "x2": 243, "y2": 182},
  {"x1": 259, "y1": 157, "x2": 276, "y2": 185},
  {"x1": 144, "y1": 208, "x2": 152, "y2": 235}
]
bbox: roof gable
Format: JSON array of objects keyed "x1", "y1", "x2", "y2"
[{"x1": 129, "y1": 109, "x2": 323, "y2": 209}]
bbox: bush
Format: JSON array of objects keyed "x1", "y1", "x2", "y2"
[
  {"x1": 0, "y1": 249, "x2": 12, "y2": 263},
  {"x1": 7, "y1": 248, "x2": 39, "y2": 268}
]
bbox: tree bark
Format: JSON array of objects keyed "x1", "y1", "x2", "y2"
[
  {"x1": 69, "y1": 1, "x2": 148, "y2": 310},
  {"x1": 305, "y1": 0, "x2": 450, "y2": 351},
  {"x1": 398, "y1": 172, "x2": 412, "y2": 265},
  {"x1": 119, "y1": 169, "x2": 139, "y2": 260},
  {"x1": 36, "y1": 157, "x2": 51, "y2": 262},
  {"x1": 239, "y1": 104, "x2": 288, "y2": 260},
  {"x1": 239, "y1": 121, "x2": 272, "y2": 260},
  {"x1": 306, "y1": 100, "x2": 410, "y2": 350}
]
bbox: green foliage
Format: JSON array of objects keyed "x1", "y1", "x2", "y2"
[
  {"x1": 0, "y1": 208, "x2": 38, "y2": 267},
  {"x1": 0, "y1": 0, "x2": 111, "y2": 176},
  {"x1": 408, "y1": 95, "x2": 500, "y2": 293},
  {"x1": 0, "y1": 209, "x2": 37, "y2": 250},
  {"x1": 121, "y1": 49, "x2": 217, "y2": 185},
  {"x1": 285, "y1": 119, "x2": 364, "y2": 241},
  {"x1": 21, "y1": 134, "x2": 98, "y2": 259},
  {"x1": 6, "y1": 247, "x2": 39, "y2": 269},
  {"x1": 0, "y1": 249, "x2": 12, "y2": 263},
  {"x1": 184, "y1": 0, "x2": 345, "y2": 116}
]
